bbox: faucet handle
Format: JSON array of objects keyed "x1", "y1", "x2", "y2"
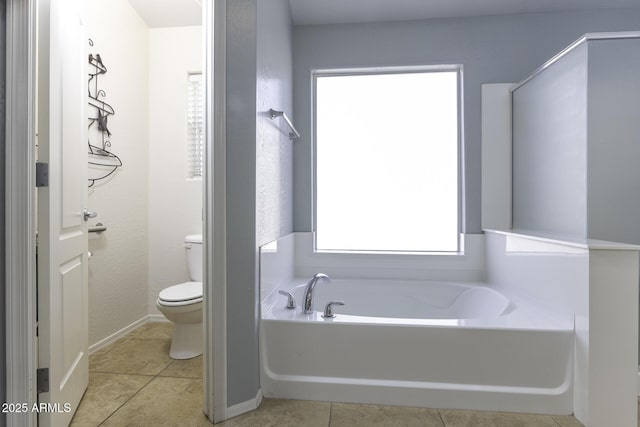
[
  {"x1": 278, "y1": 290, "x2": 297, "y2": 309},
  {"x1": 322, "y1": 301, "x2": 345, "y2": 318}
]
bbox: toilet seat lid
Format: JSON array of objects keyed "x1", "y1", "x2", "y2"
[{"x1": 159, "y1": 281, "x2": 202, "y2": 302}]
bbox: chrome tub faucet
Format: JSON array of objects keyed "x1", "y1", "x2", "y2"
[{"x1": 303, "y1": 273, "x2": 331, "y2": 314}]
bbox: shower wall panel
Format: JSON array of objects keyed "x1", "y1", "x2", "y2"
[{"x1": 512, "y1": 44, "x2": 588, "y2": 236}]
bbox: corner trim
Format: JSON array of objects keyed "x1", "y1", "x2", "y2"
[
  {"x1": 226, "y1": 389, "x2": 263, "y2": 420},
  {"x1": 205, "y1": 0, "x2": 228, "y2": 423},
  {"x1": 511, "y1": 31, "x2": 640, "y2": 92},
  {"x1": 5, "y1": 1, "x2": 37, "y2": 426}
]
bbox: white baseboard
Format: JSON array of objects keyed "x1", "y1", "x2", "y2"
[
  {"x1": 148, "y1": 314, "x2": 169, "y2": 322},
  {"x1": 89, "y1": 315, "x2": 153, "y2": 354},
  {"x1": 226, "y1": 389, "x2": 263, "y2": 420},
  {"x1": 256, "y1": 388, "x2": 263, "y2": 408}
]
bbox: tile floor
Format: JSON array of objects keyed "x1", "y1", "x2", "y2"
[
  {"x1": 71, "y1": 322, "x2": 207, "y2": 426},
  {"x1": 73, "y1": 322, "x2": 591, "y2": 426}
]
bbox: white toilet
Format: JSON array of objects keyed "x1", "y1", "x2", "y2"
[{"x1": 156, "y1": 234, "x2": 203, "y2": 359}]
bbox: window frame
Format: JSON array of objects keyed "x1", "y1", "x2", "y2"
[{"x1": 312, "y1": 65, "x2": 464, "y2": 254}]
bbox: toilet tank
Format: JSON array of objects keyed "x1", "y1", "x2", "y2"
[{"x1": 185, "y1": 234, "x2": 203, "y2": 282}]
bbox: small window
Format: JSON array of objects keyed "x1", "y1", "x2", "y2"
[
  {"x1": 187, "y1": 73, "x2": 204, "y2": 179},
  {"x1": 315, "y1": 69, "x2": 460, "y2": 252}
]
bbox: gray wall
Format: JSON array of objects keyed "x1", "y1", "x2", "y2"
[
  {"x1": 586, "y1": 38, "x2": 640, "y2": 244},
  {"x1": 512, "y1": 37, "x2": 640, "y2": 242},
  {"x1": 256, "y1": 0, "x2": 294, "y2": 246},
  {"x1": 225, "y1": 0, "x2": 294, "y2": 407},
  {"x1": 0, "y1": 1, "x2": 6, "y2": 424},
  {"x1": 292, "y1": 7, "x2": 640, "y2": 234},
  {"x1": 512, "y1": 44, "x2": 588, "y2": 236},
  {"x1": 225, "y1": 0, "x2": 259, "y2": 407}
]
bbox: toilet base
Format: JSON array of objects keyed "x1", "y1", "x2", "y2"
[{"x1": 169, "y1": 322, "x2": 203, "y2": 359}]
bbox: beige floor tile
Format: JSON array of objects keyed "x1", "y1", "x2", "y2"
[
  {"x1": 102, "y1": 377, "x2": 209, "y2": 426},
  {"x1": 88, "y1": 338, "x2": 130, "y2": 364},
  {"x1": 438, "y1": 409, "x2": 559, "y2": 427},
  {"x1": 124, "y1": 321, "x2": 174, "y2": 340},
  {"x1": 69, "y1": 372, "x2": 153, "y2": 427},
  {"x1": 90, "y1": 338, "x2": 173, "y2": 375},
  {"x1": 330, "y1": 403, "x2": 444, "y2": 427},
  {"x1": 552, "y1": 415, "x2": 584, "y2": 427},
  {"x1": 159, "y1": 355, "x2": 203, "y2": 379},
  {"x1": 220, "y1": 398, "x2": 331, "y2": 427}
]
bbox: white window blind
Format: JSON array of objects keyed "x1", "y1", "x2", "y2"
[{"x1": 187, "y1": 73, "x2": 204, "y2": 179}]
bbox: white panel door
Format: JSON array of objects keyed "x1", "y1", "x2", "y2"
[{"x1": 37, "y1": 0, "x2": 89, "y2": 425}]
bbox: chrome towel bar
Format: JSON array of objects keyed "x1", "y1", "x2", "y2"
[{"x1": 269, "y1": 108, "x2": 300, "y2": 140}]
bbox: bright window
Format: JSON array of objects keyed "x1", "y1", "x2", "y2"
[
  {"x1": 187, "y1": 73, "x2": 204, "y2": 179},
  {"x1": 315, "y1": 69, "x2": 460, "y2": 252}
]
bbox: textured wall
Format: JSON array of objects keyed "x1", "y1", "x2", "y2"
[
  {"x1": 148, "y1": 26, "x2": 203, "y2": 315},
  {"x1": 512, "y1": 44, "x2": 588, "y2": 236},
  {"x1": 292, "y1": 7, "x2": 640, "y2": 234},
  {"x1": 585, "y1": 38, "x2": 640, "y2": 244},
  {"x1": 256, "y1": 0, "x2": 294, "y2": 247},
  {"x1": 86, "y1": 0, "x2": 150, "y2": 347},
  {"x1": 225, "y1": 0, "x2": 294, "y2": 406},
  {"x1": 513, "y1": 37, "x2": 640, "y2": 239},
  {"x1": 0, "y1": 1, "x2": 6, "y2": 423},
  {"x1": 225, "y1": 0, "x2": 260, "y2": 407}
]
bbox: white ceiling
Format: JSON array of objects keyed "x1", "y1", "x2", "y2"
[
  {"x1": 128, "y1": 0, "x2": 201, "y2": 28},
  {"x1": 288, "y1": 0, "x2": 640, "y2": 25}
]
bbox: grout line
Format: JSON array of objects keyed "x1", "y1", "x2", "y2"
[
  {"x1": 85, "y1": 323, "x2": 179, "y2": 425},
  {"x1": 328, "y1": 402, "x2": 333, "y2": 427},
  {"x1": 437, "y1": 408, "x2": 446, "y2": 427},
  {"x1": 95, "y1": 361, "x2": 175, "y2": 425},
  {"x1": 97, "y1": 374, "x2": 155, "y2": 426},
  {"x1": 88, "y1": 372, "x2": 156, "y2": 379},
  {"x1": 96, "y1": 362, "x2": 174, "y2": 424},
  {"x1": 89, "y1": 368, "x2": 170, "y2": 376},
  {"x1": 157, "y1": 359, "x2": 176, "y2": 377},
  {"x1": 550, "y1": 416, "x2": 563, "y2": 427},
  {"x1": 157, "y1": 374, "x2": 203, "y2": 380}
]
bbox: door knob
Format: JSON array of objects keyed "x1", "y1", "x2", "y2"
[{"x1": 83, "y1": 208, "x2": 97, "y2": 221}]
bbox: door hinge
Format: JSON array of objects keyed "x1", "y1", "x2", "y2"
[
  {"x1": 37, "y1": 368, "x2": 49, "y2": 393},
  {"x1": 36, "y1": 162, "x2": 49, "y2": 188}
]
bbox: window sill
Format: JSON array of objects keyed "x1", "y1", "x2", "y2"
[
  {"x1": 312, "y1": 249, "x2": 463, "y2": 257},
  {"x1": 292, "y1": 232, "x2": 485, "y2": 282}
]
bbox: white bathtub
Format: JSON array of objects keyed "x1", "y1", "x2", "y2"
[
  {"x1": 293, "y1": 279, "x2": 510, "y2": 319},
  {"x1": 260, "y1": 279, "x2": 574, "y2": 414}
]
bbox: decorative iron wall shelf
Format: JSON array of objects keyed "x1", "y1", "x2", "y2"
[{"x1": 88, "y1": 39, "x2": 123, "y2": 187}]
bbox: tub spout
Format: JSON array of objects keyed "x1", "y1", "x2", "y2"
[{"x1": 303, "y1": 273, "x2": 331, "y2": 314}]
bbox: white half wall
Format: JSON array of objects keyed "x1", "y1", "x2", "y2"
[
  {"x1": 485, "y1": 231, "x2": 588, "y2": 316},
  {"x1": 86, "y1": 0, "x2": 150, "y2": 347},
  {"x1": 148, "y1": 26, "x2": 203, "y2": 315},
  {"x1": 485, "y1": 229, "x2": 639, "y2": 426}
]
